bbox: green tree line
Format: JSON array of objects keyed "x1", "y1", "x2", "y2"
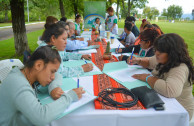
[
  {"x1": 161, "y1": 5, "x2": 183, "y2": 19},
  {"x1": 0, "y1": 0, "x2": 148, "y2": 56},
  {"x1": 0, "y1": 0, "x2": 149, "y2": 23}
]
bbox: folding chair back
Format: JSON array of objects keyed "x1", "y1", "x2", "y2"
[{"x1": 0, "y1": 59, "x2": 24, "y2": 83}]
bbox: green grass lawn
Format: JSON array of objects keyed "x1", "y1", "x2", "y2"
[
  {"x1": 0, "y1": 23, "x2": 13, "y2": 27},
  {"x1": 0, "y1": 29, "x2": 44, "y2": 60},
  {"x1": 0, "y1": 21, "x2": 44, "y2": 27}
]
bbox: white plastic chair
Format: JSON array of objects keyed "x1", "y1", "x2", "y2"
[
  {"x1": 0, "y1": 59, "x2": 24, "y2": 83},
  {"x1": 37, "y1": 36, "x2": 42, "y2": 45}
]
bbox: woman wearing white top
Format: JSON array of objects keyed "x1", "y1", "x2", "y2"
[
  {"x1": 75, "y1": 15, "x2": 82, "y2": 36},
  {"x1": 105, "y1": 7, "x2": 118, "y2": 35}
]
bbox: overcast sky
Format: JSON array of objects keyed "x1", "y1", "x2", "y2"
[
  {"x1": 140, "y1": 0, "x2": 194, "y2": 14},
  {"x1": 112, "y1": 0, "x2": 194, "y2": 15}
]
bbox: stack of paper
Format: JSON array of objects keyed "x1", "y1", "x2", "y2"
[
  {"x1": 102, "y1": 61, "x2": 151, "y2": 89},
  {"x1": 81, "y1": 31, "x2": 92, "y2": 36},
  {"x1": 107, "y1": 67, "x2": 150, "y2": 83},
  {"x1": 56, "y1": 91, "x2": 97, "y2": 119},
  {"x1": 63, "y1": 60, "x2": 102, "y2": 77},
  {"x1": 38, "y1": 78, "x2": 97, "y2": 120},
  {"x1": 78, "y1": 49, "x2": 97, "y2": 54},
  {"x1": 80, "y1": 45, "x2": 100, "y2": 50}
]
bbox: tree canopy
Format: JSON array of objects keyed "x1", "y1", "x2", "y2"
[
  {"x1": 161, "y1": 5, "x2": 183, "y2": 19},
  {"x1": 0, "y1": 0, "x2": 149, "y2": 56},
  {"x1": 143, "y1": 6, "x2": 159, "y2": 20}
]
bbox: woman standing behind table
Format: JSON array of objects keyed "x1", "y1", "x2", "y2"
[
  {"x1": 74, "y1": 14, "x2": 82, "y2": 36},
  {"x1": 105, "y1": 7, "x2": 118, "y2": 35},
  {"x1": 131, "y1": 33, "x2": 194, "y2": 120},
  {"x1": 0, "y1": 46, "x2": 85, "y2": 126}
]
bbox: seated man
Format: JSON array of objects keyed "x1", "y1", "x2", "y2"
[
  {"x1": 119, "y1": 16, "x2": 139, "y2": 41},
  {"x1": 120, "y1": 22, "x2": 136, "y2": 47},
  {"x1": 126, "y1": 16, "x2": 139, "y2": 37},
  {"x1": 66, "y1": 22, "x2": 92, "y2": 51}
]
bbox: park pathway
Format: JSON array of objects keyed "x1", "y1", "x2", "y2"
[
  {"x1": 0, "y1": 22, "x2": 44, "y2": 41},
  {"x1": 0, "y1": 24, "x2": 123, "y2": 41}
]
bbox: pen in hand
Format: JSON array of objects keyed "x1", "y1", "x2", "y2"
[
  {"x1": 77, "y1": 74, "x2": 79, "y2": 88},
  {"x1": 85, "y1": 60, "x2": 87, "y2": 64},
  {"x1": 116, "y1": 44, "x2": 120, "y2": 53},
  {"x1": 130, "y1": 47, "x2": 135, "y2": 65}
]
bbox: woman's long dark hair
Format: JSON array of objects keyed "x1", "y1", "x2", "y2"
[
  {"x1": 152, "y1": 24, "x2": 164, "y2": 34},
  {"x1": 44, "y1": 16, "x2": 58, "y2": 29},
  {"x1": 41, "y1": 23, "x2": 66, "y2": 43},
  {"x1": 154, "y1": 33, "x2": 194, "y2": 85},
  {"x1": 140, "y1": 28, "x2": 161, "y2": 47}
]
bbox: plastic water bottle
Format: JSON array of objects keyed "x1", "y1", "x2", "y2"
[
  {"x1": 100, "y1": 23, "x2": 105, "y2": 38},
  {"x1": 82, "y1": 20, "x2": 84, "y2": 31}
]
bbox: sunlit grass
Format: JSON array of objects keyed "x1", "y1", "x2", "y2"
[{"x1": 0, "y1": 29, "x2": 44, "y2": 60}]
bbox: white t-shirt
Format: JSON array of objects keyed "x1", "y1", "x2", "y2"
[
  {"x1": 75, "y1": 22, "x2": 81, "y2": 36},
  {"x1": 106, "y1": 15, "x2": 118, "y2": 35},
  {"x1": 125, "y1": 32, "x2": 136, "y2": 46}
]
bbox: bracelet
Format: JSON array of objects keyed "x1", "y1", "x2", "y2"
[
  {"x1": 138, "y1": 58, "x2": 142, "y2": 64},
  {"x1": 146, "y1": 75, "x2": 152, "y2": 83}
]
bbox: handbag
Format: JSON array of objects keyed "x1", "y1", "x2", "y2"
[{"x1": 131, "y1": 86, "x2": 165, "y2": 110}]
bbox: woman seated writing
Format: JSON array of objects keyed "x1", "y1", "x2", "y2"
[
  {"x1": 116, "y1": 28, "x2": 161, "y2": 62},
  {"x1": 40, "y1": 22, "x2": 93, "y2": 78},
  {"x1": 131, "y1": 33, "x2": 194, "y2": 120},
  {"x1": 0, "y1": 46, "x2": 85, "y2": 126}
]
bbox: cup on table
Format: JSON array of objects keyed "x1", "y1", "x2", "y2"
[
  {"x1": 76, "y1": 36, "x2": 84, "y2": 41},
  {"x1": 107, "y1": 31, "x2": 110, "y2": 39},
  {"x1": 111, "y1": 36, "x2": 114, "y2": 44},
  {"x1": 95, "y1": 26, "x2": 99, "y2": 31}
]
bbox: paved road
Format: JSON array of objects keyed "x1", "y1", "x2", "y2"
[
  {"x1": 0, "y1": 24, "x2": 123, "y2": 41},
  {"x1": 0, "y1": 22, "x2": 44, "y2": 41}
]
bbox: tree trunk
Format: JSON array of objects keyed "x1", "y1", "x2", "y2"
[
  {"x1": 58, "y1": 0, "x2": 65, "y2": 17},
  {"x1": 127, "y1": 0, "x2": 134, "y2": 16},
  {"x1": 73, "y1": 0, "x2": 78, "y2": 17},
  {"x1": 4, "y1": 9, "x2": 8, "y2": 22},
  {"x1": 10, "y1": 0, "x2": 30, "y2": 56},
  {"x1": 109, "y1": 0, "x2": 112, "y2": 6},
  {"x1": 122, "y1": 0, "x2": 126, "y2": 18},
  {"x1": 192, "y1": 9, "x2": 194, "y2": 20},
  {"x1": 127, "y1": 0, "x2": 131, "y2": 16},
  {"x1": 116, "y1": 0, "x2": 119, "y2": 17}
]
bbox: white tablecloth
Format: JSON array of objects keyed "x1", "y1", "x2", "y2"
[
  {"x1": 47, "y1": 32, "x2": 189, "y2": 126},
  {"x1": 47, "y1": 76, "x2": 189, "y2": 126},
  {"x1": 81, "y1": 31, "x2": 125, "y2": 49}
]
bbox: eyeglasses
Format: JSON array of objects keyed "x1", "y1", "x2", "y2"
[{"x1": 140, "y1": 39, "x2": 149, "y2": 42}]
